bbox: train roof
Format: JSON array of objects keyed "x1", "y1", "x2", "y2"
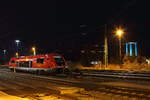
[{"x1": 10, "y1": 53, "x2": 62, "y2": 60}]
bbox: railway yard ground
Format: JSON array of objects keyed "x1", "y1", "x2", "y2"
[{"x1": 0, "y1": 66, "x2": 150, "y2": 99}]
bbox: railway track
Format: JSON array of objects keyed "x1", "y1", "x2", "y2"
[
  {"x1": 1, "y1": 70, "x2": 150, "y2": 99},
  {"x1": 81, "y1": 69, "x2": 150, "y2": 81},
  {"x1": 95, "y1": 85, "x2": 150, "y2": 99},
  {"x1": 0, "y1": 68, "x2": 150, "y2": 99}
]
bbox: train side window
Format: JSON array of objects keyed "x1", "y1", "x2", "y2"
[
  {"x1": 11, "y1": 60, "x2": 15, "y2": 64},
  {"x1": 37, "y1": 58, "x2": 44, "y2": 64}
]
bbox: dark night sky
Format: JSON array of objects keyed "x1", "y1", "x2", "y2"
[{"x1": 0, "y1": 0, "x2": 150, "y2": 59}]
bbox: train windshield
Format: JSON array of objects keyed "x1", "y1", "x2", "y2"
[{"x1": 54, "y1": 56, "x2": 65, "y2": 66}]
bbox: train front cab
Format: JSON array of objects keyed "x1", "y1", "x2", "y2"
[{"x1": 46, "y1": 54, "x2": 67, "y2": 73}]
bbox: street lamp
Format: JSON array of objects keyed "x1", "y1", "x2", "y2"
[
  {"x1": 3, "y1": 50, "x2": 6, "y2": 64},
  {"x1": 32, "y1": 47, "x2": 36, "y2": 56},
  {"x1": 3, "y1": 49, "x2": 6, "y2": 55},
  {"x1": 115, "y1": 27, "x2": 124, "y2": 64},
  {"x1": 15, "y1": 40, "x2": 21, "y2": 47},
  {"x1": 15, "y1": 40, "x2": 21, "y2": 57},
  {"x1": 16, "y1": 52, "x2": 19, "y2": 58},
  {"x1": 116, "y1": 28, "x2": 124, "y2": 38}
]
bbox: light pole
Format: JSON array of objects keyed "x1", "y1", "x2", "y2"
[
  {"x1": 3, "y1": 50, "x2": 6, "y2": 64},
  {"x1": 115, "y1": 27, "x2": 124, "y2": 64},
  {"x1": 104, "y1": 24, "x2": 108, "y2": 69},
  {"x1": 15, "y1": 40, "x2": 21, "y2": 47},
  {"x1": 15, "y1": 52, "x2": 19, "y2": 58},
  {"x1": 3, "y1": 49, "x2": 6, "y2": 55},
  {"x1": 15, "y1": 40, "x2": 21, "y2": 57},
  {"x1": 32, "y1": 47, "x2": 36, "y2": 56}
]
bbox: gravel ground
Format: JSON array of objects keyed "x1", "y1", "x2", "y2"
[{"x1": 0, "y1": 68, "x2": 149, "y2": 100}]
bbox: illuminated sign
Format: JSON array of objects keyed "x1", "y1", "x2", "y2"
[{"x1": 125, "y1": 42, "x2": 138, "y2": 56}]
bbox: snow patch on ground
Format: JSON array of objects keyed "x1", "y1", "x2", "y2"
[
  {"x1": 0, "y1": 91, "x2": 65, "y2": 100},
  {"x1": 0, "y1": 91, "x2": 29, "y2": 100},
  {"x1": 57, "y1": 86, "x2": 85, "y2": 94}
]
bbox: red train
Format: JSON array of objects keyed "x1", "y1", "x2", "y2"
[{"x1": 9, "y1": 53, "x2": 67, "y2": 73}]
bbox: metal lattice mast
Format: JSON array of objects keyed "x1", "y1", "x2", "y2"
[{"x1": 104, "y1": 24, "x2": 108, "y2": 68}]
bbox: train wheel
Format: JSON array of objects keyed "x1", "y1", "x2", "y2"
[
  {"x1": 10, "y1": 68, "x2": 13, "y2": 71},
  {"x1": 74, "y1": 69, "x2": 83, "y2": 75},
  {"x1": 63, "y1": 68, "x2": 72, "y2": 76},
  {"x1": 36, "y1": 70, "x2": 45, "y2": 75},
  {"x1": 32, "y1": 70, "x2": 37, "y2": 75},
  {"x1": 40, "y1": 70, "x2": 45, "y2": 75},
  {"x1": 35, "y1": 70, "x2": 40, "y2": 75},
  {"x1": 55, "y1": 68, "x2": 63, "y2": 74}
]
